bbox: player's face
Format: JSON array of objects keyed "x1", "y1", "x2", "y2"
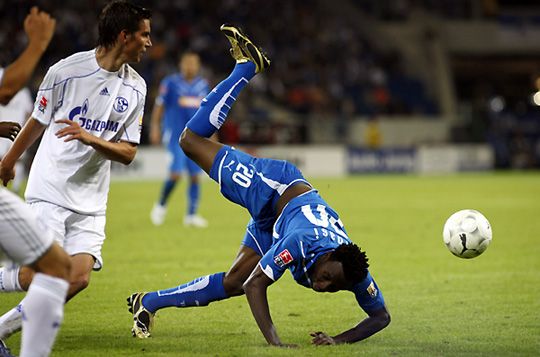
[
  {"x1": 310, "y1": 260, "x2": 348, "y2": 293},
  {"x1": 180, "y1": 54, "x2": 201, "y2": 79},
  {"x1": 125, "y1": 19, "x2": 152, "y2": 62}
]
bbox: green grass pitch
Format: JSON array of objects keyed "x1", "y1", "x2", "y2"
[{"x1": 1, "y1": 172, "x2": 539, "y2": 356}]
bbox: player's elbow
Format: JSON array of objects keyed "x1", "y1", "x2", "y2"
[
  {"x1": 179, "y1": 128, "x2": 194, "y2": 156},
  {"x1": 118, "y1": 143, "x2": 137, "y2": 165},
  {"x1": 375, "y1": 309, "x2": 391, "y2": 330},
  {"x1": 119, "y1": 152, "x2": 135, "y2": 165}
]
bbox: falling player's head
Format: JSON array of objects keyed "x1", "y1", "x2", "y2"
[
  {"x1": 330, "y1": 243, "x2": 369, "y2": 284},
  {"x1": 179, "y1": 51, "x2": 201, "y2": 80},
  {"x1": 97, "y1": 0, "x2": 152, "y2": 53},
  {"x1": 311, "y1": 243, "x2": 369, "y2": 293}
]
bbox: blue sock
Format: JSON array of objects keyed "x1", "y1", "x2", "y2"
[
  {"x1": 159, "y1": 179, "x2": 177, "y2": 206},
  {"x1": 187, "y1": 62, "x2": 256, "y2": 137},
  {"x1": 142, "y1": 272, "x2": 227, "y2": 313},
  {"x1": 188, "y1": 182, "x2": 200, "y2": 215}
]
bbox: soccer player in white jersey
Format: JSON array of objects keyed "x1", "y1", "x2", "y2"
[
  {"x1": 0, "y1": 6, "x2": 72, "y2": 357},
  {"x1": 0, "y1": 0, "x2": 152, "y2": 344},
  {"x1": 0, "y1": 87, "x2": 33, "y2": 194}
]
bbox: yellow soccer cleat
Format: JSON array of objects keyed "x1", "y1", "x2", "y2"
[{"x1": 220, "y1": 24, "x2": 270, "y2": 73}]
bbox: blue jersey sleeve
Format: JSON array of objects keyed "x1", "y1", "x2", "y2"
[
  {"x1": 350, "y1": 272, "x2": 386, "y2": 314},
  {"x1": 258, "y1": 235, "x2": 302, "y2": 282}
]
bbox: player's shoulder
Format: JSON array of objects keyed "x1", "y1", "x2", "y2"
[
  {"x1": 121, "y1": 64, "x2": 147, "y2": 94},
  {"x1": 48, "y1": 50, "x2": 99, "y2": 79}
]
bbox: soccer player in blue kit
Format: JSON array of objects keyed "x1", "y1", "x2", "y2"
[
  {"x1": 128, "y1": 25, "x2": 390, "y2": 346},
  {"x1": 150, "y1": 51, "x2": 209, "y2": 227}
]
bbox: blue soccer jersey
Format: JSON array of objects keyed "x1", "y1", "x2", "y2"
[
  {"x1": 209, "y1": 145, "x2": 310, "y2": 231},
  {"x1": 157, "y1": 74, "x2": 209, "y2": 149},
  {"x1": 259, "y1": 190, "x2": 386, "y2": 313},
  {"x1": 210, "y1": 146, "x2": 386, "y2": 314}
]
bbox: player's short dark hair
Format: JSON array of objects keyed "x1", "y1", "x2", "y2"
[
  {"x1": 97, "y1": 1, "x2": 151, "y2": 49},
  {"x1": 330, "y1": 243, "x2": 369, "y2": 285}
]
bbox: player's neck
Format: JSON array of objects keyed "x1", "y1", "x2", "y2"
[{"x1": 95, "y1": 46, "x2": 126, "y2": 72}]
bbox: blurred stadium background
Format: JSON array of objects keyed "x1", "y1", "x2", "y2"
[{"x1": 2, "y1": 0, "x2": 540, "y2": 178}]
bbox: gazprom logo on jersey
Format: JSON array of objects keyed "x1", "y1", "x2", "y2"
[{"x1": 68, "y1": 98, "x2": 119, "y2": 133}]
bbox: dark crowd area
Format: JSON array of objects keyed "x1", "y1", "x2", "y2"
[{"x1": 1, "y1": 0, "x2": 539, "y2": 168}]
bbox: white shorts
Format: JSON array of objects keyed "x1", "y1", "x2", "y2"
[
  {"x1": 0, "y1": 188, "x2": 53, "y2": 265},
  {"x1": 29, "y1": 201, "x2": 106, "y2": 271}
]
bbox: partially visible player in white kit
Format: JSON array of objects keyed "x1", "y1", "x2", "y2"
[
  {"x1": 0, "y1": 0, "x2": 152, "y2": 345},
  {"x1": 0, "y1": 87, "x2": 33, "y2": 194},
  {"x1": 0, "y1": 6, "x2": 72, "y2": 357}
]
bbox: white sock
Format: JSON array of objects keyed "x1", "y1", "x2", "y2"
[
  {"x1": 0, "y1": 266, "x2": 23, "y2": 292},
  {"x1": 0, "y1": 303, "x2": 23, "y2": 339},
  {"x1": 20, "y1": 273, "x2": 68, "y2": 357}
]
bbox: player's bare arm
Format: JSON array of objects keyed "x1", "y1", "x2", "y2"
[
  {"x1": 311, "y1": 306, "x2": 390, "y2": 345},
  {"x1": 0, "y1": 122, "x2": 21, "y2": 141},
  {"x1": 149, "y1": 103, "x2": 164, "y2": 145},
  {"x1": 0, "y1": 118, "x2": 46, "y2": 186},
  {"x1": 243, "y1": 265, "x2": 297, "y2": 347},
  {"x1": 55, "y1": 119, "x2": 137, "y2": 165},
  {"x1": 0, "y1": 7, "x2": 55, "y2": 105}
]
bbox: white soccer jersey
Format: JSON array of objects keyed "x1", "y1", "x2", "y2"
[
  {"x1": 25, "y1": 49, "x2": 146, "y2": 215},
  {"x1": 0, "y1": 87, "x2": 33, "y2": 158}
]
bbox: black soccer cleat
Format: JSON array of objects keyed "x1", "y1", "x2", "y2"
[{"x1": 127, "y1": 292, "x2": 155, "y2": 338}]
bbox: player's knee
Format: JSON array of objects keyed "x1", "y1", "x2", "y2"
[
  {"x1": 69, "y1": 272, "x2": 91, "y2": 294},
  {"x1": 222, "y1": 275, "x2": 245, "y2": 296}
]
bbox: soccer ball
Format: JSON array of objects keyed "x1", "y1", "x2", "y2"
[{"x1": 443, "y1": 209, "x2": 492, "y2": 259}]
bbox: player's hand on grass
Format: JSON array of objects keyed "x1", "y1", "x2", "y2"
[
  {"x1": 0, "y1": 122, "x2": 21, "y2": 141},
  {"x1": 55, "y1": 119, "x2": 94, "y2": 145},
  {"x1": 310, "y1": 331, "x2": 336, "y2": 345},
  {"x1": 24, "y1": 6, "x2": 56, "y2": 52}
]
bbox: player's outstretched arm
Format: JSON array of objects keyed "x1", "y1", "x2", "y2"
[
  {"x1": 0, "y1": 7, "x2": 55, "y2": 105},
  {"x1": 55, "y1": 119, "x2": 137, "y2": 164},
  {"x1": 312, "y1": 306, "x2": 390, "y2": 345},
  {"x1": 0, "y1": 118, "x2": 46, "y2": 186},
  {"x1": 243, "y1": 265, "x2": 296, "y2": 347}
]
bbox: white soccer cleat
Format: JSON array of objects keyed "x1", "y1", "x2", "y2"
[
  {"x1": 183, "y1": 214, "x2": 208, "y2": 228},
  {"x1": 150, "y1": 203, "x2": 166, "y2": 226}
]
